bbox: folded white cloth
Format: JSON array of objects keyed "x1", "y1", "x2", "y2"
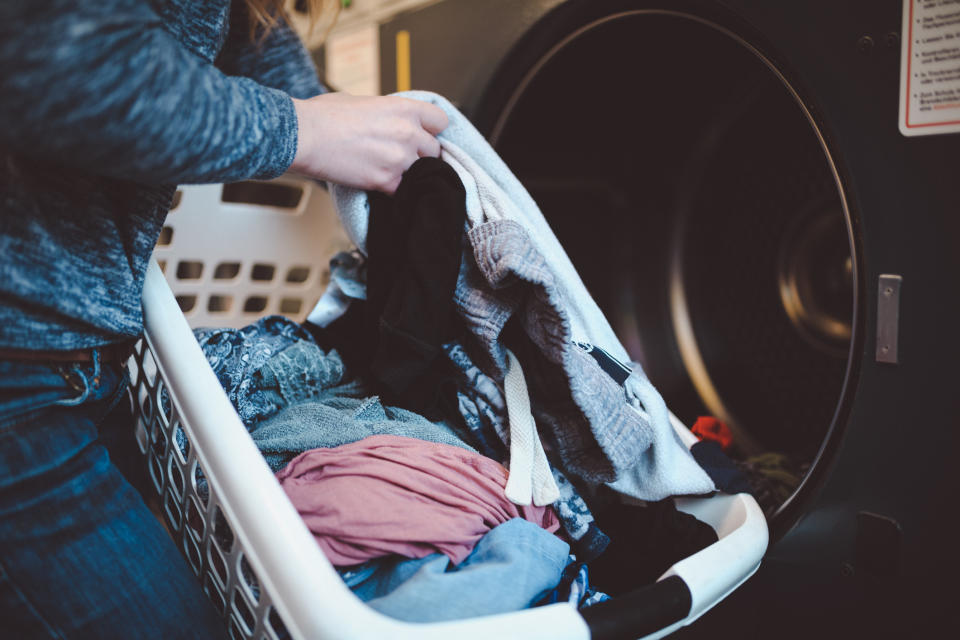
[{"x1": 503, "y1": 349, "x2": 560, "y2": 507}]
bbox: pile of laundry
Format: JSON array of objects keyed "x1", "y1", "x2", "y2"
[{"x1": 193, "y1": 92, "x2": 739, "y2": 622}]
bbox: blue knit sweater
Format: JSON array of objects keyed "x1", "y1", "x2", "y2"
[{"x1": 0, "y1": 0, "x2": 324, "y2": 349}]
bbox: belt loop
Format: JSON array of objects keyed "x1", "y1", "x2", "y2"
[
  {"x1": 53, "y1": 362, "x2": 94, "y2": 407},
  {"x1": 91, "y1": 348, "x2": 101, "y2": 386}
]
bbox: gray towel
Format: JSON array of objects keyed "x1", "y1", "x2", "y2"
[
  {"x1": 252, "y1": 395, "x2": 476, "y2": 472},
  {"x1": 458, "y1": 220, "x2": 714, "y2": 498}
]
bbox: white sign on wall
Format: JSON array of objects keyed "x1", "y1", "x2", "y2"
[
  {"x1": 325, "y1": 24, "x2": 381, "y2": 96},
  {"x1": 899, "y1": 0, "x2": 960, "y2": 136}
]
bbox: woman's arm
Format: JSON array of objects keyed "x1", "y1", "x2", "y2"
[
  {"x1": 216, "y1": 4, "x2": 327, "y2": 100},
  {"x1": 0, "y1": 1, "x2": 446, "y2": 192},
  {"x1": 0, "y1": 0, "x2": 300, "y2": 185}
]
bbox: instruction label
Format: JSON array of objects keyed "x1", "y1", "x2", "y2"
[
  {"x1": 325, "y1": 24, "x2": 381, "y2": 96},
  {"x1": 900, "y1": 0, "x2": 960, "y2": 135}
]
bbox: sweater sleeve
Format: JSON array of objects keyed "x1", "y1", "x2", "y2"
[
  {"x1": 216, "y1": 4, "x2": 328, "y2": 100},
  {"x1": 0, "y1": 0, "x2": 298, "y2": 185}
]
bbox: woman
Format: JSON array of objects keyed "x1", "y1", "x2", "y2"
[{"x1": 0, "y1": 1, "x2": 447, "y2": 637}]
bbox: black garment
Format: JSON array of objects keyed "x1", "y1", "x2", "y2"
[
  {"x1": 690, "y1": 440, "x2": 753, "y2": 496},
  {"x1": 589, "y1": 500, "x2": 718, "y2": 595},
  {"x1": 320, "y1": 157, "x2": 467, "y2": 417}
]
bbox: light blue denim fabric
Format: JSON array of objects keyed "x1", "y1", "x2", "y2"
[
  {"x1": 343, "y1": 518, "x2": 569, "y2": 622},
  {"x1": 0, "y1": 1, "x2": 324, "y2": 351},
  {"x1": 0, "y1": 357, "x2": 228, "y2": 639}
]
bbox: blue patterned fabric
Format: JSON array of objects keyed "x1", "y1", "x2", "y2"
[
  {"x1": 306, "y1": 250, "x2": 369, "y2": 328},
  {"x1": 194, "y1": 316, "x2": 321, "y2": 428},
  {"x1": 194, "y1": 316, "x2": 474, "y2": 472},
  {"x1": 538, "y1": 558, "x2": 611, "y2": 609}
]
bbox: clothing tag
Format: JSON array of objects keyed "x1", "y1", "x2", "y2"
[{"x1": 573, "y1": 341, "x2": 632, "y2": 385}]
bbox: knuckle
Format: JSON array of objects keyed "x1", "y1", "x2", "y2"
[
  {"x1": 371, "y1": 169, "x2": 392, "y2": 192},
  {"x1": 390, "y1": 146, "x2": 409, "y2": 167}
]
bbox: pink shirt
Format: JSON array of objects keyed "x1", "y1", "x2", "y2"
[{"x1": 276, "y1": 434, "x2": 560, "y2": 566}]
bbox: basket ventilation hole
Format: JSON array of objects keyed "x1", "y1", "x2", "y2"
[
  {"x1": 186, "y1": 496, "x2": 205, "y2": 538},
  {"x1": 150, "y1": 433, "x2": 167, "y2": 464},
  {"x1": 158, "y1": 260, "x2": 167, "y2": 273},
  {"x1": 127, "y1": 351, "x2": 141, "y2": 381},
  {"x1": 183, "y1": 535, "x2": 202, "y2": 575},
  {"x1": 142, "y1": 349, "x2": 159, "y2": 385},
  {"x1": 214, "y1": 262, "x2": 241, "y2": 280},
  {"x1": 158, "y1": 226, "x2": 174, "y2": 246},
  {"x1": 176, "y1": 295, "x2": 198, "y2": 313},
  {"x1": 251, "y1": 263, "x2": 276, "y2": 282},
  {"x1": 176, "y1": 261, "x2": 203, "y2": 280},
  {"x1": 203, "y1": 574, "x2": 226, "y2": 617},
  {"x1": 157, "y1": 383, "x2": 173, "y2": 426},
  {"x1": 140, "y1": 391, "x2": 153, "y2": 422},
  {"x1": 163, "y1": 491, "x2": 183, "y2": 531},
  {"x1": 133, "y1": 416, "x2": 148, "y2": 454},
  {"x1": 222, "y1": 181, "x2": 303, "y2": 209},
  {"x1": 208, "y1": 295, "x2": 233, "y2": 313},
  {"x1": 286, "y1": 266, "x2": 310, "y2": 283},
  {"x1": 173, "y1": 423, "x2": 190, "y2": 461},
  {"x1": 169, "y1": 460, "x2": 185, "y2": 495},
  {"x1": 194, "y1": 465, "x2": 209, "y2": 507},
  {"x1": 239, "y1": 554, "x2": 260, "y2": 603},
  {"x1": 232, "y1": 589, "x2": 256, "y2": 634},
  {"x1": 209, "y1": 541, "x2": 228, "y2": 586},
  {"x1": 279, "y1": 298, "x2": 302, "y2": 314},
  {"x1": 170, "y1": 189, "x2": 183, "y2": 211},
  {"x1": 228, "y1": 618, "x2": 245, "y2": 640},
  {"x1": 148, "y1": 455, "x2": 163, "y2": 494},
  {"x1": 268, "y1": 607, "x2": 290, "y2": 640},
  {"x1": 243, "y1": 296, "x2": 268, "y2": 313},
  {"x1": 214, "y1": 506, "x2": 236, "y2": 551}
]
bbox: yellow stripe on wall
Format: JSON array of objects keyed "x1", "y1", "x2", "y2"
[{"x1": 396, "y1": 30, "x2": 411, "y2": 92}]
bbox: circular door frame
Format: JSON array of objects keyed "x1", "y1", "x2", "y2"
[{"x1": 473, "y1": 0, "x2": 866, "y2": 542}]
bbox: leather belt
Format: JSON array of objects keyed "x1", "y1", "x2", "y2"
[{"x1": 0, "y1": 340, "x2": 136, "y2": 364}]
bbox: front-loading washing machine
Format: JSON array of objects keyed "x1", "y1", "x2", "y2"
[{"x1": 327, "y1": 0, "x2": 958, "y2": 635}]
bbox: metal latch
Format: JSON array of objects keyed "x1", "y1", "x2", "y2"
[{"x1": 876, "y1": 275, "x2": 902, "y2": 364}]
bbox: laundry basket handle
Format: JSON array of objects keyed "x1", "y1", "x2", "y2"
[{"x1": 580, "y1": 576, "x2": 691, "y2": 640}]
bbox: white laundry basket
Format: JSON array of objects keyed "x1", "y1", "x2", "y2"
[{"x1": 127, "y1": 176, "x2": 768, "y2": 640}]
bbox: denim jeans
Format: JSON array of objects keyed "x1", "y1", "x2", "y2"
[
  {"x1": 344, "y1": 518, "x2": 570, "y2": 622},
  {"x1": 0, "y1": 355, "x2": 228, "y2": 639}
]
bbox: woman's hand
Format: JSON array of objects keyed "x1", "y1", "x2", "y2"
[{"x1": 289, "y1": 92, "x2": 449, "y2": 194}]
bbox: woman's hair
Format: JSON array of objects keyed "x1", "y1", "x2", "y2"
[{"x1": 244, "y1": 0, "x2": 341, "y2": 40}]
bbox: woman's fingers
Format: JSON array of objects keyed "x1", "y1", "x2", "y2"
[
  {"x1": 415, "y1": 101, "x2": 449, "y2": 136},
  {"x1": 416, "y1": 129, "x2": 442, "y2": 158},
  {"x1": 289, "y1": 93, "x2": 449, "y2": 194}
]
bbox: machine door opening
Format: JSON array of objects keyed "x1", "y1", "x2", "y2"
[{"x1": 487, "y1": 8, "x2": 860, "y2": 531}]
